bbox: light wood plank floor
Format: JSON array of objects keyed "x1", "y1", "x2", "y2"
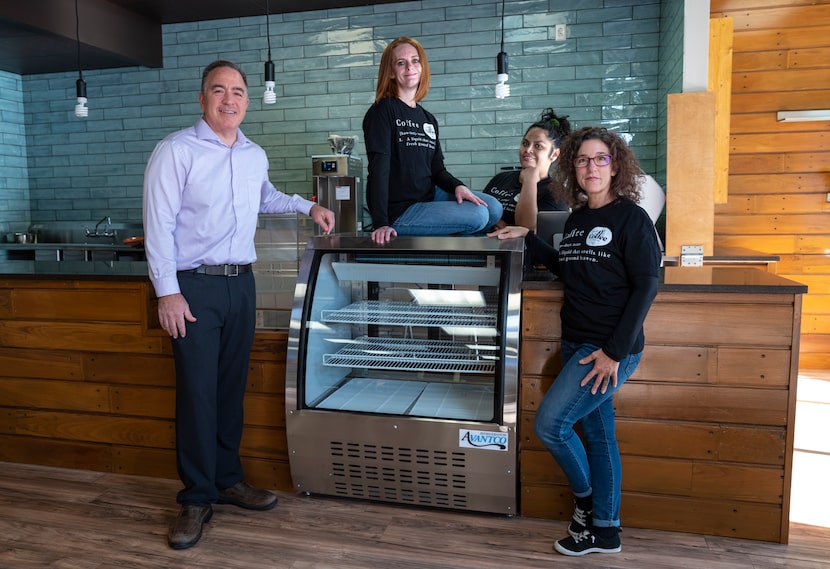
[{"x1": 1, "y1": 370, "x2": 828, "y2": 569}]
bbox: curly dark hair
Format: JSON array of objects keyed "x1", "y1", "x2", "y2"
[
  {"x1": 525, "y1": 108, "x2": 571, "y2": 148},
  {"x1": 552, "y1": 127, "x2": 642, "y2": 209}
]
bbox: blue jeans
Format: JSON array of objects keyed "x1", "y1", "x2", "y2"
[
  {"x1": 533, "y1": 340, "x2": 642, "y2": 528},
  {"x1": 392, "y1": 188, "x2": 502, "y2": 236}
]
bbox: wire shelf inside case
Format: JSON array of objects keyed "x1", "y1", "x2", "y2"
[
  {"x1": 321, "y1": 300, "x2": 497, "y2": 328},
  {"x1": 323, "y1": 336, "x2": 498, "y2": 374}
]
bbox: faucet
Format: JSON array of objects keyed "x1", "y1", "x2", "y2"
[{"x1": 85, "y1": 216, "x2": 114, "y2": 238}]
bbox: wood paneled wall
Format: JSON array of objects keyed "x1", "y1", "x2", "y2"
[
  {"x1": 709, "y1": 0, "x2": 830, "y2": 369},
  {"x1": 0, "y1": 277, "x2": 292, "y2": 492}
]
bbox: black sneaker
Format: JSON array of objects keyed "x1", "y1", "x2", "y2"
[
  {"x1": 568, "y1": 497, "x2": 592, "y2": 538},
  {"x1": 554, "y1": 528, "x2": 621, "y2": 556}
]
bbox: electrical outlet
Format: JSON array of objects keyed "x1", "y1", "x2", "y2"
[
  {"x1": 555, "y1": 24, "x2": 567, "y2": 41},
  {"x1": 826, "y1": 192, "x2": 830, "y2": 202}
]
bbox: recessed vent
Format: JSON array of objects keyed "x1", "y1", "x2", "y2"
[{"x1": 330, "y1": 441, "x2": 469, "y2": 508}]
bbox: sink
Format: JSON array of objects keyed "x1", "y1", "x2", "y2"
[
  {"x1": 29, "y1": 221, "x2": 144, "y2": 245},
  {"x1": 3, "y1": 221, "x2": 147, "y2": 262}
]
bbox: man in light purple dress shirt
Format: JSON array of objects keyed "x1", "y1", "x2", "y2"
[{"x1": 143, "y1": 59, "x2": 334, "y2": 550}]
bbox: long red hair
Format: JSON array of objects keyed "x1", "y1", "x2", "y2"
[{"x1": 374, "y1": 37, "x2": 431, "y2": 104}]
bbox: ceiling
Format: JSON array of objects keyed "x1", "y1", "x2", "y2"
[{"x1": 0, "y1": 0, "x2": 410, "y2": 75}]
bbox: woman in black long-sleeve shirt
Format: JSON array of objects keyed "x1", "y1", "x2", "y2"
[
  {"x1": 489, "y1": 127, "x2": 661, "y2": 557},
  {"x1": 362, "y1": 37, "x2": 502, "y2": 244}
]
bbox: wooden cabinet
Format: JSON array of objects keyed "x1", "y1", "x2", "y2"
[
  {"x1": 0, "y1": 269, "x2": 806, "y2": 542},
  {"x1": 519, "y1": 280, "x2": 803, "y2": 543},
  {"x1": 0, "y1": 277, "x2": 292, "y2": 491}
]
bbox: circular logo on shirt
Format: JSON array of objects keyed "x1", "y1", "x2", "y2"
[
  {"x1": 586, "y1": 226, "x2": 612, "y2": 246},
  {"x1": 423, "y1": 123, "x2": 436, "y2": 140}
]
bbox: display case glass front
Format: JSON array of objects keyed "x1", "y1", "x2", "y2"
[{"x1": 299, "y1": 245, "x2": 510, "y2": 422}]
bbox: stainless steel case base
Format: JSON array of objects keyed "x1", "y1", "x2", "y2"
[{"x1": 287, "y1": 409, "x2": 517, "y2": 515}]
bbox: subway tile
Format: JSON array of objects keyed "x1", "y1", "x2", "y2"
[
  {"x1": 7, "y1": 0, "x2": 667, "y2": 223},
  {"x1": 304, "y1": 16, "x2": 350, "y2": 32},
  {"x1": 579, "y1": 6, "x2": 632, "y2": 24},
  {"x1": 348, "y1": 12, "x2": 397, "y2": 28}
]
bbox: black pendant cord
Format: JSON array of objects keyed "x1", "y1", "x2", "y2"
[
  {"x1": 75, "y1": 0, "x2": 83, "y2": 81},
  {"x1": 500, "y1": 0, "x2": 505, "y2": 53},
  {"x1": 266, "y1": 0, "x2": 272, "y2": 60}
]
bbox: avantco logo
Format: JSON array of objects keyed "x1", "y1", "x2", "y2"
[{"x1": 459, "y1": 429, "x2": 509, "y2": 451}]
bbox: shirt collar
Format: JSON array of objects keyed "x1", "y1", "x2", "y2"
[{"x1": 194, "y1": 118, "x2": 249, "y2": 147}]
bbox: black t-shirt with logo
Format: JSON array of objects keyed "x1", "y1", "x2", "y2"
[
  {"x1": 363, "y1": 97, "x2": 462, "y2": 228},
  {"x1": 525, "y1": 198, "x2": 661, "y2": 360},
  {"x1": 482, "y1": 170, "x2": 565, "y2": 225}
]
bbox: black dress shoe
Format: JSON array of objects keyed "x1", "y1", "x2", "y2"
[
  {"x1": 217, "y1": 481, "x2": 277, "y2": 510},
  {"x1": 168, "y1": 505, "x2": 213, "y2": 549}
]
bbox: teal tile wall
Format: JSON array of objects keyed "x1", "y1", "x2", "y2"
[
  {"x1": 657, "y1": 0, "x2": 684, "y2": 187},
  {"x1": 11, "y1": 0, "x2": 674, "y2": 225},
  {"x1": 0, "y1": 70, "x2": 29, "y2": 235}
]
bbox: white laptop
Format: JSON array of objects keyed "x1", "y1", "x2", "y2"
[{"x1": 535, "y1": 210, "x2": 570, "y2": 250}]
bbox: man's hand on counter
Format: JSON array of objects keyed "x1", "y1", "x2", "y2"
[
  {"x1": 158, "y1": 293, "x2": 196, "y2": 338},
  {"x1": 309, "y1": 204, "x2": 335, "y2": 235}
]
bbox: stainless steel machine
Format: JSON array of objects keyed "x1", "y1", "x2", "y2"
[
  {"x1": 311, "y1": 154, "x2": 363, "y2": 233},
  {"x1": 285, "y1": 235, "x2": 524, "y2": 515}
]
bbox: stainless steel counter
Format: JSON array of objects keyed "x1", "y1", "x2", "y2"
[
  {"x1": 661, "y1": 246, "x2": 780, "y2": 270},
  {"x1": 0, "y1": 242, "x2": 145, "y2": 262},
  {"x1": 0, "y1": 259, "x2": 150, "y2": 279}
]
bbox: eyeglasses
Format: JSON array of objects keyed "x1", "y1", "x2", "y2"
[{"x1": 573, "y1": 154, "x2": 612, "y2": 168}]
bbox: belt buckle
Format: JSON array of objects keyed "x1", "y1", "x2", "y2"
[{"x1": 225, "y1": 264, "x2": 239, "y2": 277}]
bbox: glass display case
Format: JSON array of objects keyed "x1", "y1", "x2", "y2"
[{"x1": 286, "y1": 235, "x2": 524, "y2": 515}]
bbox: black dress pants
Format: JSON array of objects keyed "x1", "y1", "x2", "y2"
[{"x1": 171, "y1": 270, "x2": 256, "y2": 506}]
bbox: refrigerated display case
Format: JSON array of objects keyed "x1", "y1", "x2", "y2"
[{"x1": 286, "y1": 235, "x2": 524, "y2": 515}]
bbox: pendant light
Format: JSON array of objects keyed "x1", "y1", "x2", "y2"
[
  {"x1": 263, "y1": 0, "x2": 276, "y2": 104},
  {"x1": 495, "y1": 0, "x2": 510, "y2": 99},
  {"x1": 74, "y1": 0, "x2": 88, "y2": 117}
]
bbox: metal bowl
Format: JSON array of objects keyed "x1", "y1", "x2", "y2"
[{"x1": 14, "y1": 232, "x2": 34, "y2": 244}]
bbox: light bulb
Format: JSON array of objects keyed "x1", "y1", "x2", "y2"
[
  {"x1": 495, "y1": 74, "x2": 510, "y2": 99},
  {"x1": 263, "y1": 82, "x2": 276, "y2": 104},
  {"x1": 263, "y1": 60, "x2": 276, "y2": 105},
  {"x1": 75, "y1": 97, "x2": 88, "y2": 118},
  {"x1": 495, "y1": 51, "x2": 509, "y2": 99},
  {"x1": 74, "y1": 78, "x2": 88, "y2": 118}
]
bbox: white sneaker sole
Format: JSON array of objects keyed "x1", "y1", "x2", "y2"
[{"x1": 554, "y1": 541, "x2": 621, "y2": 556}]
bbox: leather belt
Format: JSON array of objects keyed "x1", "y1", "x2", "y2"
[{"x1": 181, "y1": 264, "x2": 252, "y2": 277}]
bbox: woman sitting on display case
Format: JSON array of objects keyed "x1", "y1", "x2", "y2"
[
  {"x1": 488, "y1": 127, "x2": 661, "y2": 557},
  {"x1": 483, "y1": 108, "x2": 571, "y2": 231},
  {"x1": 362, "y1": 36, "x2": 502, "y2": 244}
]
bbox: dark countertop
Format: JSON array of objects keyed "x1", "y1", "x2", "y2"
[
  {"x1": 0, "y1": 260, "x2": 150, "y2": 280},
  {"x1": 0, "y1": 258, "x2": 808, "y2": 295},
  {"x1": 523, "y1": 265, "x2": 807, "y2": 294}
]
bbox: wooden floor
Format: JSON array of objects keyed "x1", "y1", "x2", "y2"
[{"x1": 1, "y1": 370, "x2": 828, "y2": 569}]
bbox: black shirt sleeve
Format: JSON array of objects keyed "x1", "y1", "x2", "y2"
[{"x1": 363, "y1": 103, "x2": 393, "y2": 228}]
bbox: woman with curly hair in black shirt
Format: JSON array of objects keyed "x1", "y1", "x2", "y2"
[{"x1": 489, "y1": 127, "x2": 661, "y2": 556}]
